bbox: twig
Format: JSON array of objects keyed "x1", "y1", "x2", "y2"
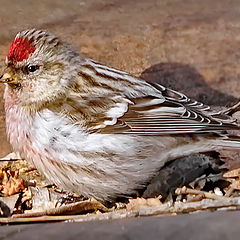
[
  {"x1": 225, "y1": 187, "x2": 235, "y2": 197},
  {"x1": 13, "y1": 199, "x2": 108, "y2": 218},
  {"x1": 175, "y1": 186, "x2": 227, "y2": 200}
]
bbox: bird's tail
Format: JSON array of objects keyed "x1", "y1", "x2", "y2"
[
  {"x1": 221, "y1": 101, "x2": 240, "y2": 116},
  {"x1": 211, "y1": 134, "x2": 240, "y2": 149}
]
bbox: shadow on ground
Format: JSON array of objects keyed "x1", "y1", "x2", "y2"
[{"x1": 141, "y1": 62, "x2": 238, "y2": 106}]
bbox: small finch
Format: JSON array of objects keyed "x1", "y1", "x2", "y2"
[{"x1": 1, "y1": 29, "x2": 240, "y2": 201}]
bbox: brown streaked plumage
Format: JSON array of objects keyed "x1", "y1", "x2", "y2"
[{"x1": 1, "y1": 29, "x2": 240, "y2": 201}]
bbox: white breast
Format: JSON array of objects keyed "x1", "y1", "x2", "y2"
[{"x1": 31, "y1": 109, "x2": 139, "y2": 164}]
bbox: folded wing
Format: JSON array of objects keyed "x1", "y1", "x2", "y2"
[{"x1": 99, "y1": 82, "x2": 238, "y2": 135}]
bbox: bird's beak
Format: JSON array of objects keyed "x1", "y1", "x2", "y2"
[{"x1": 0, "y1": 72, "x2": 19, "y2": 84}]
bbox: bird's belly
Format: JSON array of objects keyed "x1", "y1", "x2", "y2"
[
  {"x1": 14, "y1": 109, "x2": 169, "y2": 200},
  {"x1": 29, "y1": 133, "x2": 167, "y2": 201},
  {"x1": 6, "y1": 108, "x2": 215, "y2": 200}
]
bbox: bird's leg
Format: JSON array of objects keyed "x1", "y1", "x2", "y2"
[{"x1": 55, "y1": 193, "x2": 88, "y2": 208}]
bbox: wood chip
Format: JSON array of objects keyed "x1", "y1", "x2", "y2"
[{"x1": 126, "y1": 197, "x2": 162, "y2": 211}]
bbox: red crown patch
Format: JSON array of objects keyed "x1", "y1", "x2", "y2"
[{"x1": 7, "y1": 38, "x2": 36, "y2": 62}]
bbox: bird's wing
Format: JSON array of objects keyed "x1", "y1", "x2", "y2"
[
  {"x1": 96, "y1": 82, "x2": 238, "y2": 135},
  {"x1": 60, "y1": 81, "x2": 238, "y2": 135}
]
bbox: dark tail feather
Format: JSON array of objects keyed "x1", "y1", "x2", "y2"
[
  {"x1": 212, "y1": 134, "x2": 240, "y2": 149},
  {"x1": 221, "y1": 101, "x2": 240, "y2": 116}
]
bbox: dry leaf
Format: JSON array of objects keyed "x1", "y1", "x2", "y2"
[{"x1": 0, "y1": 167, "x2": 26, "y2": 196}]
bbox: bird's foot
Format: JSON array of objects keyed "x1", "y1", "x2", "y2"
[{"x1": 55, "y1": 194, "x2": 88, "y2": 208}]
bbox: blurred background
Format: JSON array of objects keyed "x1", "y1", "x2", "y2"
[{"x1": 1, "y1": 0, "x2": 240, "y2": 157}]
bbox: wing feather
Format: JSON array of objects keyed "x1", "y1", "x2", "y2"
[
  {"x1": 98, "y1": 84, "x2": 238, "y2": 135},
  {"x1": 55, "y1": 61, "x2": 239, "y2": 136}
]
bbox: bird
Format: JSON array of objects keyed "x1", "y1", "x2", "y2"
[{"x1": 1, "y1": 28, "x2": 240, "y2": 202}]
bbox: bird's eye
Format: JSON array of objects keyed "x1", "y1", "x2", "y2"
[{"x1": 27, "y1": 65, "x2": 39, "y2": 73}]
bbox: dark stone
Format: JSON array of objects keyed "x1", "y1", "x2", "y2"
[
  {"x1": 142, "y1": 152, "x2": 225, "y2": 199},
  {"x1": 141, "y1": 63, "x2": 238, "y2": 106}
]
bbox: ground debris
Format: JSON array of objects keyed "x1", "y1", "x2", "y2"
[
  {"x1": 2, "y1": 196, "x2": 240, "y2": 224},
  {"x1": 126, "y1": 197, "x2": 162, "y2": 211},
  {"x1": 0, "y1": 167, "x2": 25, "y2": 196},
  {"x1": 224, "y1": 167, "x2": 240, "y2": 179},
  {"x1": 0, "y1": 152, "x2": 21, "y2": 162},
  {"x1": 13, "y1": 198, "x2": 109, "y2": 218},
  {"x1": 1, "y1": 152, "x2": 240, "y2": 224},
  {"x1": 223, "y1": 167, "x2": 240, "y2": 193},
  {"x1": 175, "y1": 186, "x2": 227, "y2": 200},
  {"x1": 0, "y1": 195, "x2": 19, "y2": 217}
]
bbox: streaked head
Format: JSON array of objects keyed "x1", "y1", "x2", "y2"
[{"x1": 1, "y1": 29, "x2": 80, "y2": 108}]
